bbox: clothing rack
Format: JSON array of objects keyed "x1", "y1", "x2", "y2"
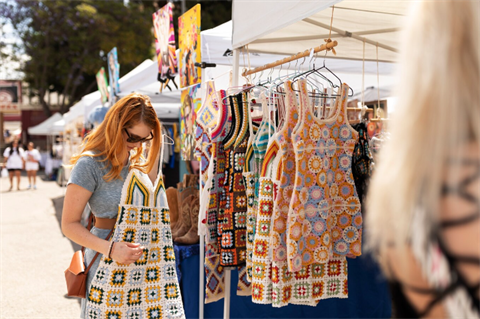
[{"x1": 241, "y1": 40, "x2": 338, "y2": 77}]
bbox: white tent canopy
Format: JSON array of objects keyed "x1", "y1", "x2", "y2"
[
  {"x1": 28, "y1": 113, "x2": 63, "y2": 136},
  {"x1": 232, "y1": 0, "x2": 409, "y2": 63},
  {"x1": 350, "y1": 86, "x2": 392, "y2": 103},
  {"x1": 203, "y1": 20, "x2": 396, "y2": 75},
  {"x1": 62, "y1": 58, "x2": 180, "y2": 127}
]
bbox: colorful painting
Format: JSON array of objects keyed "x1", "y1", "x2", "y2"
[
  {"x1": 96, "y1": 67, "x2": 109, "y2": 105},
  {"x1": 180, "y1": 84, "x2": 201, "y2": 160},
  {"x1": 153, "y1": 3, "x2": 177, "y2": 83},
  {"x1": 178, "y1": 4, "x2": 201, "y2": 88},
  {"x1": 107, "y1": 47, "x2": 120, "y2": 101}
]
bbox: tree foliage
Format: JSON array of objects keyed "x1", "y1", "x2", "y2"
[{"x1": 1, "y1": 0, "x2": 154, "y2": 115}]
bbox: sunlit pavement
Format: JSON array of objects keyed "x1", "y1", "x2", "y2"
[{"x1": 0, "y1": 174, "x2": 80, "y2": 318}]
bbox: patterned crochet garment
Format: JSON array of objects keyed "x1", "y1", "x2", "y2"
[
  {"x1": 85, "y1": 169, "x2": 185, "y2": 319},
  {"x1": 245, "y1": 95, "x2": 275, "y2": 282},
  {"x1": 205, "y1": 90, "x2": 228, "y2": 252},
  {"x1": 252, "y1": 96, "x2": 275, "y2": 241},
  {"x1": 219, "y1": 92, "x2": 249, "y2": 266},
  {"x1": 243, "y1": 144, "x2": 256, "y2": 281},
  {"x1": 243, "y1": 125, "x2": 259, "y2": 281},
  {"x1": 251, "y1": 137, "x2": 279, "y2": 304},
  {"x1": 286, "y1": 80, "x2": 362, "y2": 272},
  {"x1": 195, "y1": 82, "x2": 220, "y2": 188},
  {"x1": 205, "y1": 93, "x2": 251, "y2": 303},
  {"x1": 270, "y1": 81, "x2": 348, "y2": 307}
]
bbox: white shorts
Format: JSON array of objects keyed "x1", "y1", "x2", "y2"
[{"x1": 25, "y1": 162, "x2": 39, "y2": 171}]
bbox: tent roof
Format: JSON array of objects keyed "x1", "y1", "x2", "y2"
[
  {"x1": 232, "y1": 0, "x2": 409, "y2": 63},
  {"x1": 116, "y1": 59, "x2": 157, "y2": 97},
  {"x1": 28, "y1": 113, "x2": 63, "y2": 136},
  {"x1": 350, "y1": 86, "x2": 393, "y2": 103},
  {"x1": 203, "y1": 20, "x2": 395, "y2": 75}
]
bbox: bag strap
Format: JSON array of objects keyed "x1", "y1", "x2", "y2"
[
  {"x1": 84, "y1": 228, "x2": 114, "y2": 274},
  {"x1": 80, "y1": 212, "x2": 94, "y2": 254},
  {"x1": 80, "y1": 211, "x2": 115, "y2": 274}
]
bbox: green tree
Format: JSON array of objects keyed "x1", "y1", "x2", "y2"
[{"x1": 1, "y1": 0, "x2": 154, "y2": 116}]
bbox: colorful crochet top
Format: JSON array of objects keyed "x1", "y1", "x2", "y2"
[
  {"x1": 287, "y1": 79, "x2": 363, "y2": 273},
  {"x1": 243, "y1": 114, "x2": 261, "y2": 282},
  {"x1": 251, "y1": 137, "x2": 279, "y2": 304},
  {"x1": 195, "y1": 82, "x2": 219, "y2": 161},
  {"x1": 269, "y1": 80, "x2": 349, "y2": 307},
  {"x1": 204, "y1": 91, "x2": 252, "y2": 304},
  {"x1": 204, "y1": 90, "x2": 228, "y2": 253},
  {"x1": 271, "y1": 81, "x2": 300, "y2": 264},
  {"x1": 218, "y1": 92, "x2": 249, "y2": 266}
]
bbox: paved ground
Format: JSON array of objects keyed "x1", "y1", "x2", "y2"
[{"x1": 0, "y1": 173, "x2": 81, "y2": 318}]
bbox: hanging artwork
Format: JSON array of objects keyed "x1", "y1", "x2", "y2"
[
  {"x1": 153, "y1": 3, "x2": 178, "y2": 84},
  {"x1": 180, "y1": 84, "x2": 201, "y2": 160},
  {"x1": 178, "y1": 4, "x2": 201, "y2": 88},
  {"x1": 107, "y1": 47, "x2": 120, "y2": 102},
  {"x1": 96, "y1": 67, "x2": 109, "y2": 105}
]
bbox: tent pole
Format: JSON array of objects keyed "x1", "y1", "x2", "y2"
[
  {"x1": 303, "y1": 18, "x2": 398, "y2": 53},
  {"x1": 199, "y1": 161, "x2": 205, "y2": 319},
  {"x1": 251, "y1": 27, "x2": 399, "y2": 44}
]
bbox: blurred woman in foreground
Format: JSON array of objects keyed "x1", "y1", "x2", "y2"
[{"x1": 366, "y1": 1, "x2": 480, "y2": 317}]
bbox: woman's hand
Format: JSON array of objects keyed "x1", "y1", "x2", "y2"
[{"x1": 110, "y1": 242, "x2": 144, "y2": 265}]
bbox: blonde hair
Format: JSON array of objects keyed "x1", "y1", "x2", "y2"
[
  {"x1": 366, "y1": 0, "x2": 480, "y2": 271},
  {"x1": 71, "y1": 93, "x2": 162, "y2": 182}
]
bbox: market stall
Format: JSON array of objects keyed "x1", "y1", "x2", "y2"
[{"x1": 177, "y1": 2, "x2": 410, "y2": 319}]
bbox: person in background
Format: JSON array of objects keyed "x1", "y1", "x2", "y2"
[
  {"x1": 24, "y1": 142, "x2": 41, "y2": 190},
  {"x1": 366, "y1": 1, "x2": 480, "y2": 318},
  {"x1": 2, "y1": 139, "x2": 24, "y2": 191}
]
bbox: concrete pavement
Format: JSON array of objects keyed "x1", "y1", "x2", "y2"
[{"x1": 1, "y1": 174, "x2": 80, "y2": 318}]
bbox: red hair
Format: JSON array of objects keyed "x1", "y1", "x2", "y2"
[{"x1": 71, "y1": 93, "x2": 162, "y2": 182}]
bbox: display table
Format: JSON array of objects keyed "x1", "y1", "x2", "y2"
[{"x1": 174, "y1": 243, "x2": 391, "y2": 318}]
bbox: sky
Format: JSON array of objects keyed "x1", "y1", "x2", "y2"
[{"x1": 0, "y1": 19, "x2": 25, "y2": 80}]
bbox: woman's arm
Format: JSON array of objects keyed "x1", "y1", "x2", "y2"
[
  {"x1": 2, "y1": 148, "x2": 9, "y2": 167},
  {"x1": 61, "y1": 184, "x2": 143, "y2": 264},
  {"x1": 62, "y1": 184, "x2": 110, "y2": 255}
]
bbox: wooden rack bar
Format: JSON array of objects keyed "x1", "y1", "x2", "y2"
[
  {"x1": 317, "y1": 106, "x2": 373, "y2": 112},
  {"x1": 241, "y1": 40, "x2": 338, "y2": 77}
]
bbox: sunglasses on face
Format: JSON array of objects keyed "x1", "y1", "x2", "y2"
[{"x1": 124, "y1": 128, "x2": 154, "y2": 143}]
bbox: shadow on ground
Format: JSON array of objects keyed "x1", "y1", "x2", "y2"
[{"x1": 52, "y1": 195, "x2": 83, "y2": 305}]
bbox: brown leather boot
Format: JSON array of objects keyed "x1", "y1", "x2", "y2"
[
  {"x1": 170, "y1": 183, "x2": 184, "y2": 235},
  {"x1": 180, "y1": 176, "x2": 197, "y2": 204},
  {"x1": 165, "y1": 187, "x2": 179, "y2": 230},
  {"x1": 175, "y1": 194, "x2": 200, "y2": 244},
  {"x1": 172, "y1": 194, "x2": 194, "y2": 240}
]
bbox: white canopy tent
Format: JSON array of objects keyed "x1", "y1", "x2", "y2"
[
  {"x1": 232, "y1": 0, "x2": 410, "y2": 63},
  {"x1": 202, "y1": 20, "x2": 396, "y2": 76},
  {"x1": 62, "y1": 59, "x2": 158, "y2": 127},
  {"x1": 28, "y1": 113, "x2": 64, "y2": 136},
  {"x1": 350, "y1": 85, "x2": 393, "y2": 103}
]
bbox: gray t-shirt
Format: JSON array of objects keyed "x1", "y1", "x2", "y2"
[{"x1": 68, "y1": 152, "x2": 130, "y2": 218}]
